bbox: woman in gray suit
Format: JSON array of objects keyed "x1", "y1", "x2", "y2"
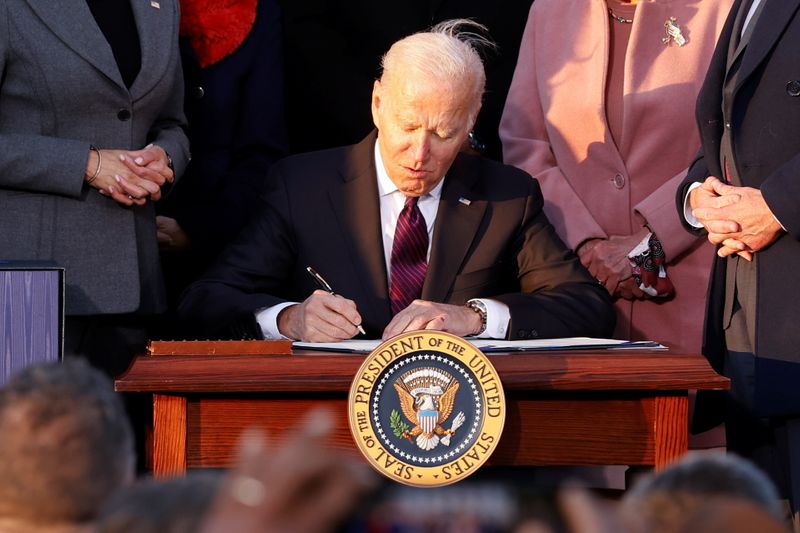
[{"x1": 0, "y1": 0, "x2": 190, "y2": 374}]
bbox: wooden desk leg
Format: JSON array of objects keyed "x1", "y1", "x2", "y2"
[
  {"x1": 654, "y1": 395, "x2": 689, "y2": 470},
  {"x1": 152, "y1": 394, "x2": 187, "y2": 478}
]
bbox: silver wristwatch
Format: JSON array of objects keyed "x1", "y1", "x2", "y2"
[{"x1": 466, "y1": 299, "x2": 488, "y2": 336}]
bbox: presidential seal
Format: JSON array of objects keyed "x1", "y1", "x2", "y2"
[{"x1": 348, "y1": 331, "x2": 505, "y2": 487}]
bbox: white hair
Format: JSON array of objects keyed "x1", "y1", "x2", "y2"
[{"x1": 380, "y1": 19, "x2": 495, "y2": 123}]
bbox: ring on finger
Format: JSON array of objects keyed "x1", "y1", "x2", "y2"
[{"x1": 229, "y1": 475, "x2": 267, "y2": 507}]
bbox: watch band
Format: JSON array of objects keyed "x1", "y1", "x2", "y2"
[{"x1": 466, "y1": 299, "x2": 487, "y2": 336}]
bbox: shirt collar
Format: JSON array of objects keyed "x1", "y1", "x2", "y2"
[{"x1": 374, "y1": 138, "x2": 445, "y2": 201}]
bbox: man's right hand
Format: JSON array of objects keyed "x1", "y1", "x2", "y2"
[{"x1": 277, "y1": 290, "x2": 363, "y2": 342}]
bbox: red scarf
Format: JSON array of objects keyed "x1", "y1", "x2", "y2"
[{"x1": 180, "y1": 0, "x2": 257, "y2": 68}]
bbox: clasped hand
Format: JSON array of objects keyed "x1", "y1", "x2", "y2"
[
  {"x1": 86, "y1": 144, "x2": 174, "y2": 206},
  {"x1": 277, "y1": 291, "x2": 482, "y2": 342},
  {"x1": 689, "y1": 176, "x2": 783, "y2": 260},
  {"x1": 577, "y1": 229, "x2": 649, "y2": 300}
]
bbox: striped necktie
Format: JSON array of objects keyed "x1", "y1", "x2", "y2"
[{"x1": 389, "y1": 196, "x2": 428, "y2": 315}]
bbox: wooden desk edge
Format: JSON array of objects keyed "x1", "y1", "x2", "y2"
[{"x1": 116, "y1": 350, "x2": 729, "y2": 393}]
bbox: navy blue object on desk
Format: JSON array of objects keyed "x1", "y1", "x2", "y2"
[{"x1": 0, "y1": 261, "x2": 63, "y2": 384}]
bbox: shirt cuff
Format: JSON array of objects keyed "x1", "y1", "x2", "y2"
[
  {"x1": 628, "y1": 232, "x2": 653, "y2": 258},
  {"x1": 475, "y1": 298, "x2": 510, "y2": 339},
  {"x1": 255, "y1": 302, "x2": 297, "y2": 340},
  {"x1": 774, "y1": 215, "x2": 787, "y2": 232},
  {"x1": 683, "y1": 182, "x2": 705, "y2": 229}
]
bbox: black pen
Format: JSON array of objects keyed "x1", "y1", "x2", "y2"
[{"x1": 305, "y1": 266, "x2": 367, "y2": 336}]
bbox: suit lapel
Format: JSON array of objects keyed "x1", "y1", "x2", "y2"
[
  {"x1": 329, "y1": 132, "x2": 392, "y2": 323},
  {"x1": 129, "y1": 0, "x2": 177, "y2": 99},
  {"x1": 735, "y1": 0, "x2": 800, "y2": 94},
  {"x1": 717, "y1": 0, "x2": 744, "y2": 73},
  {"x1": 727, "y1": 0, "x2": 752, "y2": 68},
  {"x1": 25, "y1": 0, "x2": 124, "y2": 88},
  {"x1": 422, "y1": 154, "x2": 486, "y2": 303}
]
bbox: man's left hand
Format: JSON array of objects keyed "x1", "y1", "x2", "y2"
[
  {"x1": 382, "y1": 300, "x2": 481, "y2": 340},
  {"x1": 692, "y1": 180, "x2": 784, "y2": 258}
]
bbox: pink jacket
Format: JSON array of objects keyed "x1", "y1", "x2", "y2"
[{"x1": 501, "y1": 0, "x2": 732, "y2": 351}]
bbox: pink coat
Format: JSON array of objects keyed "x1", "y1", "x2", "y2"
[{"x1": 501, "y1": 0, "x2": 732, "y2": 352}]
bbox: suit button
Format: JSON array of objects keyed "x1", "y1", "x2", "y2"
[
  {"x1": 193, "y1": 86, "x2": 205, "y2": 99},
  {"x1": 517, "y1": 329, "x2": 528, "y2": 339},
  {"x1": 612, "y1": 174, "x2": 625, "y2": 189},
  {"x1": 117, "y1": 108, "x2": 131, "y2": 121},
  {"x1": 530, "y1": 329, "x2": 539, "y2": 338},
  {"x1": 787, "y1": 80, "x2": 800, "y2": 97}
]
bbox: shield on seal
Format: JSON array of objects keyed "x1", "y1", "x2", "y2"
[{"x1": 418, "y1": 409, "x2": 438, "y2": 434}]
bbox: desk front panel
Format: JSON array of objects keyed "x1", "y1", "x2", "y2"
[{"x1": 176, "y1": 391, "x2": 687, "y2": 470}]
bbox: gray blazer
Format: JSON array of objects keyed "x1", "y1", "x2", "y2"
[{"x1": 0, "y1": 0, "x2": 189, "y2": 315}]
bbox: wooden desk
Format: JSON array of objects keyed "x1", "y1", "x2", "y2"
[{"x1": 115, "y1": 350, "x2": 728, "y2": 477}]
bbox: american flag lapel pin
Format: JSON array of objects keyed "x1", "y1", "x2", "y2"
[
  {"x1": 150, "y1": 1, "x2": 161, "y2": 8},
  {"x1": 458, "y1": 197, "x2": 471, "y2": 206}
]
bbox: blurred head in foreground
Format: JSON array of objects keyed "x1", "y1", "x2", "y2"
[
  {"x1": 621, "y1": 452, "x2": 784, "y2": 532},
  {"x1": 0, "y1": 360, "x2": 134, "y2": 531}
]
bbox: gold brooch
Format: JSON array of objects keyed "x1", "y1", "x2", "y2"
[{"x1": 662, "y1": 17, "x2": 687, "y2": 46}]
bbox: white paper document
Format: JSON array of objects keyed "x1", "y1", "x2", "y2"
[{"x1": 292, "y1": 337, "x2": 665, "y2": 354}]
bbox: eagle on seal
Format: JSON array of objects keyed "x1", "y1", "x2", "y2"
[{"x1": 393, "y1": 367, "x2": 465, "y2": 451}]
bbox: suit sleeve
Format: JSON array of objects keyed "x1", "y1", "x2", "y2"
[
  {"x1": 492, "y1": 179, "x2": 616, "y2": 339},
  {"x1": 0, "y1": 6, "x2": 90, "y2": 198},
  {"x1": 675, "y1": 148, "x2": 710, "y2": 236},
  {"x1": 499, "y1": 4, "x2": 607, "y2": 251},
  {"x1": 633, "y1": 164, "x2": 706, "y2": 263},
  {"x1": 177, "y1": 164, "x2": 298, "y2": 338},
  {"x1": 761, "y1": 151, "x2": 800, "y2": 241}
]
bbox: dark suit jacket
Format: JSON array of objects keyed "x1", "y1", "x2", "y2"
[
  {"x1": 159, "y1": 0, "x2": 287, "y2": 262},
  {"x1": 179, "y1": 132, "x2": 614, "y2": 339},
  {"x1": 678, "y1": 0, "x2": 800, "y2": 417},
  {"x1": 278, "y1": 0, "x2": 534, "y2": 160}
]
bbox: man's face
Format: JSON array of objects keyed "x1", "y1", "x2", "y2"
[{"x1": 371, "y1": 71, "x2": 476, "y2": 197}]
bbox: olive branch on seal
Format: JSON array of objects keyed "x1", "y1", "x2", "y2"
[{"x1": 390, "y1": 409, "x2": 410, "y2": 437}]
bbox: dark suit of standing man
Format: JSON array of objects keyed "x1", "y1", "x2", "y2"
[
  {"x1": 179, "y1": 20, "x2": 613, "y2": 343},
  {"x1": 678, "y1": 0, "x2": 800, "y2": 512}
]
